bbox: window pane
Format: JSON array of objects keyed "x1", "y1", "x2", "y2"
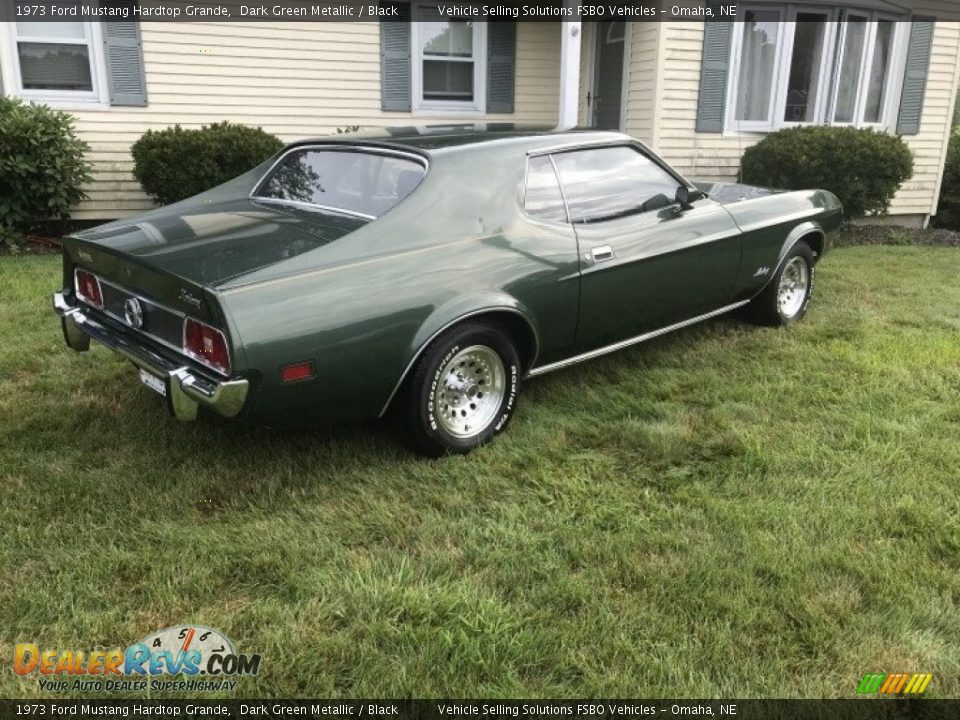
[
  {"x1": 784, "y1": 14, "x2": 828, "y2": 122},
  {"x1": 420, "y1": 15, "x2": 473, "y2": 58},
  {"x1": 833, "y1": 17, "x2": 867, "y2": 123},
  {"x1": 256, "y1": 150, "x2": 425, "y2": 218},
  {"x1": 864, "y1": 20, "x2": 895, "y2": 123},
  {"x1": 423, "y1": 60, "x2": 474, "y2": 101},
  {"x1": 553, "y1": 147, "x2": 681, "y2": 224},
  {"x1": 18, "y1": 43, "x2": 92, "y2": 91},
  {"x1": 525, "y1": 157, "x2": 567, "y2": 223},
  {"x1": 16, "y1": 22, "x2": 86, "y2": 39},
  {"x1": 735, "y1": 10, "x2": 781, "y2": 122}
]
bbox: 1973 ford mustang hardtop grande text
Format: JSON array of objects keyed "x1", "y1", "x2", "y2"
[{"x1": 54, "y1": 126, "x2": 841, "y2": 455}]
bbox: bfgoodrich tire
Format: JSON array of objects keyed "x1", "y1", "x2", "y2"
[
  {"x1": 398, "y1": 322, "x2": 521, "y2": 457},
  {"x1": 747, "y1": 241, "x2": 816, "y2": 327}
]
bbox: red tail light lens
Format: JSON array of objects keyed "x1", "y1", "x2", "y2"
[
  {"x1": 74, "y1": 269, "x2": 103, "y2": 309},
  {"x1": 183, "y1": 318, "x2": 231, "y2": 375}
]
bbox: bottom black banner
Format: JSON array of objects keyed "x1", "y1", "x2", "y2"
[{"x1": 1, "y1": 700, "x2": 959, "y2": 720}]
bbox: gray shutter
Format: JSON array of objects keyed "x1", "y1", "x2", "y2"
[
  {"x1": 487, "y1": 22, "x2": 516, "y2": 114},
  {"x1": 103, "y1": 19, "x2": 147, "y2": 107},
  {"x1": 380, "y1": 1, "x2": 411, "y2": 112},
  {"x1": 695, "y1": 11, "x2": 732, "y2": 133},
  {"x1": 897, "y1": 17, "x2": 935, "y2": 136}
]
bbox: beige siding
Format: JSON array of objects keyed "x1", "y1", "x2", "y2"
[
  {"x1": 52, "y1": 21, "x2": 561, "y2": 219},
  {"x1": 623, "y1": 23, "x2": 663, "y2": 145},
  {"x1": 651, "y1": 20, "x2": 960, "y2": 219}
]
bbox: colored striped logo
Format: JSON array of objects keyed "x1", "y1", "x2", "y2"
[{"x1": 857, "y1": 673, "x2": 933, "y2": 695}]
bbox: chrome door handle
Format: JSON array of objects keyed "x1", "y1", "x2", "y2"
[{"x1": 591, "y1": 245, "x2": 614, "y2": 262}]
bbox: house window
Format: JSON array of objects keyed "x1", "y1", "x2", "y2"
[
  {"x1": 412, "y1": 5, "x2": 486, "y2": 112},
  {"x1": 4, "y1": 22, "x2": 105, "y2": 104},
  {"x1": 726, "y1": 5, "x2": 907, "y2": 132}
]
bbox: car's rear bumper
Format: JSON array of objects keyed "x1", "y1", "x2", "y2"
[{"x1": 52, "y1": 291, "x2": 249, "y2": 421}]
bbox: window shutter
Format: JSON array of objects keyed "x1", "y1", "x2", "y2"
[
  {"x1": 487, "y1": 22, "x2": 517, "y2": 114},
  {"x1": 695, "y1": 11, "x2": 732, "y2": 133},
  {"x1": 380, "y1": 1, "x2": 411, "y2": 112},
  {"x1": 103, "y1": 19, "x2": 147, "y2": 107},
  {"x1": 897, "y1": 17, "x2": 935, "y2": 136}
]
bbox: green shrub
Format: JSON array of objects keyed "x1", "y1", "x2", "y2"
[
  {"x1": 132, "y1": 122, "x2": 283, "y2": 205},
  {"x1": 0, "y1": 97, "x2": 91, "y2": 246},
  {"x1": 739, "y1": 126, "x2": 913, "y2": 219},
  {"x1": 932, "y1": 129, "x2": 960, "y2": 230}
]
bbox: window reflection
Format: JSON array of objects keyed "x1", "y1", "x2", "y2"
[{"x1": 256, "y1": 150, "x2": 425, "y2": 218}]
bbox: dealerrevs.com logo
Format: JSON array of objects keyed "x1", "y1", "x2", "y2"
[{"x1": 14, "y1": 625, "x2": 261, "y2": 693}]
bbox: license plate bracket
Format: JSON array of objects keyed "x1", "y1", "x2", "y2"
[{"x1": 139, "y1": 368, "x2": 167, "y2": 397}]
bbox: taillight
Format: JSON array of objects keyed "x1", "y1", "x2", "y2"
[
  {"x1": 74, "y1": 269, "x2": 103, "y2": 309},
  {"x1": 183, "y1": 318, "x2": 231, "y2": 375}
]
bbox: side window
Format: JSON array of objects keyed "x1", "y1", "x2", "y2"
[
  {"x1": 524, "y1": 156, "x2": 567, "y2": 223},
  {"x1": 552, "y1": 146, "x2": 681, "y2": 224}
]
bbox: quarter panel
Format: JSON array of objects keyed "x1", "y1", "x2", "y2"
[
  {"x1": 218, "y1": 145, "x2": 581, "y2": 422},
  {"x1": 725, "y1": 190, "x2": 842, "y2": 299}
]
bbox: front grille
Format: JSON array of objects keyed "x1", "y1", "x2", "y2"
[{"x1": 98, "y1": 279, "x2": 185, "y2": 352}]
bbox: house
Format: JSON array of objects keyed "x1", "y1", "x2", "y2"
[{"x1": 1, "y1": 2, "x2": 957, "y2": 227}]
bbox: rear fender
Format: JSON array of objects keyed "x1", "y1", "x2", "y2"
[{"x1": 377, "y1": 293, "x2": 540, "y2": 417}]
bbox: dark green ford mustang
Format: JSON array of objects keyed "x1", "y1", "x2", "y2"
[{"x1": 54, "y1": 126, "x2": 841, "y2": 455}]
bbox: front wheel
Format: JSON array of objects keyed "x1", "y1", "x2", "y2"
[
  {"x1": 398, "y1": 322, "x2": 521, "y2": 457},
  {"x1": 747, "y1": 241, "x2": 815, "y2": 326}
]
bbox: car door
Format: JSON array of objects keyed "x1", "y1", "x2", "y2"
[{"x1": 550, "y1": 145, "x2": 743, "y2": 351}]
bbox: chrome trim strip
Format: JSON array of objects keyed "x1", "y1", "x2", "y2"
[
  {"x1": 251, "y1": 197, "x2": 376, "y2": 221},
  {"x1": 377, "y1": 307, "x2": 541, "y2": 418},
  {"x1": 249, "y1": 143, "x2": 429, "y2": 217},
  {"x1": 526, "y1": 135, "x2": 631, "y2": 157},
  {"x1": 527, "y1": 300, "x2": 750, "y2": 378},
  {"x1": 96, "y1": 273, "x2": 186, "y2": 319}
]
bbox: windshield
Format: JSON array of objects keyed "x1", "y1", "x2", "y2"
[{"x1": 253, "y1": 148, "x2": 426, "y2": 218}]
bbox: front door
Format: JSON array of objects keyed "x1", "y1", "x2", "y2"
[
  {"x1": 591, "y1": 22, "x2": 626, "y2": 130},
  {"x1": 550, "y1": 145, "x2": 743, "y2": 351}
]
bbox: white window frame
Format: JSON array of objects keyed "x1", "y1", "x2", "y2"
[
  {"x1": 410, "y1": 2, "x2": 487, "y2": 115},
  {"x1": 724, "y1": 4, "x2": 787, "y2": 132},
  {"x1": 775, "y1": 6, "x2": 840, "y2": 127},
  {"x1": 724, "y1": 4, "x2": 909, "y2": 134},
  {"x1": 0, "y1": 21, "x2": 109, "y2": 108}
]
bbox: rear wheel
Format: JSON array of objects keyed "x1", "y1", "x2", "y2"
[
  {"x1": 398, "y1": 322, "x2": 521, "y2": 457},
  {"x1": 747, "y1": 241, "x2": 815, "y2": 326}
]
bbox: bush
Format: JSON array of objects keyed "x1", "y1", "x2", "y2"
[
  {"x1": 132, "y1": 122, "x2": 283, "y2": 205},
  {"x1": 739, "y1": 126, "x2": 913, "y2": 219},
  {"x1": 932, "y1": 129, "x2": 960, "y2": 230},
  {"x1": 0, "y1": 97, "x2": 91, "y2": 246}
]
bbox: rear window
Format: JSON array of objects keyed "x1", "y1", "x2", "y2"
[{"x1": 254, "y1": 148, "x2": 426, "y2": 218}]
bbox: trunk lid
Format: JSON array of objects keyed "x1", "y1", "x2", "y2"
[{"x1": 69, "y1": 197, "x2": 367, "y2": 284}]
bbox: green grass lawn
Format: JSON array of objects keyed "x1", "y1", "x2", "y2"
[{"x1": 1, "y1": 243, "x2": 959, "y2": 699}]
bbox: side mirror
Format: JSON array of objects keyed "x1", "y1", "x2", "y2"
[{"x1": 675, "y1": 185, "x2": 694, "y2": 211}]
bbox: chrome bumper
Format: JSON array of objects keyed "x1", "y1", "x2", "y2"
[{"x1": 53, "y1": 291, "x2": 249, "y2": 422}]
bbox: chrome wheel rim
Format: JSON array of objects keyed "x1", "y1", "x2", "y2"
[
  {"x1": 434, "y1": 345, "x2": 505, "y2": 439},
  {"x1": 777, "y1": 257, "x2": 809, "y2": 319}
]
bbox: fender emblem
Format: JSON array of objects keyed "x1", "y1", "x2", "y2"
[{"x1": 754, "y1": 266, "x2": 771, "y2": 277}]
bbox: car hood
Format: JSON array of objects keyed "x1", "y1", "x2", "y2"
[
  {"x1": 694, "y1": 181, "x2": 784, "y2": 205},
  {"x1": 71, "y1": 197, "x2": 369, "y2": 287}
]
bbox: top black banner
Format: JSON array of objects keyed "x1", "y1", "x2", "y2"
[{"x1": 2, "y1": 1, "x2": 959, "y2": 23}]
